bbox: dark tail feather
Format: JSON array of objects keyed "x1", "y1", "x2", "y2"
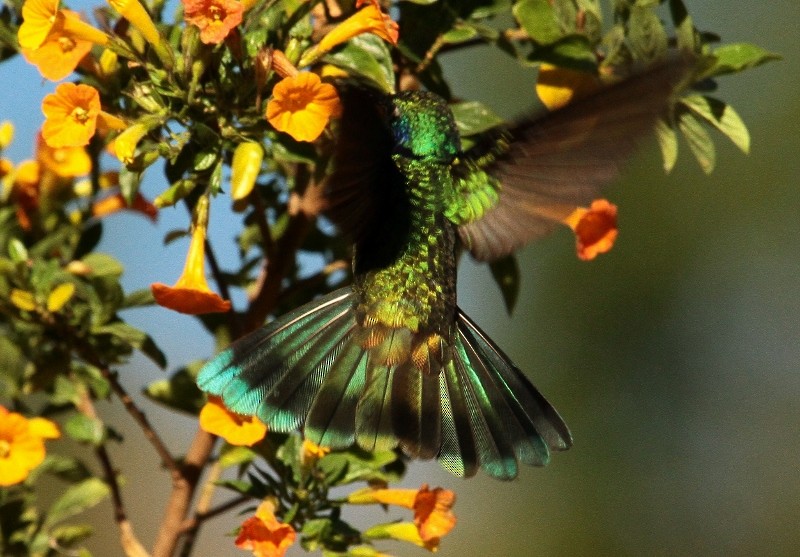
[
  {"x1": 197, "y1": 290, "x2": 571, "y2": 479},
  {"x1": 436, "y1": 309, "x2": 572, "y2": 479}
]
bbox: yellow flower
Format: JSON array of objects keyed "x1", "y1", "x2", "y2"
[
  {"x1": 349, "y1": 484, "x2": 456, "y2": 543},
  {"x1": 562, "y1": 198, "x2": 618, "y2": 261},
  {"x1": 21, "y1": 10, "x2": 96, "y2": 81},
  {"x1": 198, "y1": 396, "x2": 266, "y2": 446},
  {"x1": 110, "y1": 123, "x2": 149, "y2": 165},
  {"x1": 107, "y1": 0, "x2": 162, "y2": 48},
  {"x1": 19, "y1": 0, "x2": 109, "y2": 50},
  {"x1": 41, "y1": 83, "x2": 126, "y2": 148},
  {"x1": 364, "y1": 522, "x2": 440, "y2": 553},
  {"x1": 36, "y1": 133, "x2": 91, "y2": 178},
  {"x1": 150, "y1": 198, "x2": 231, "y2": 314},
  {"x1": 535, "y1": 63, "x2": 600, "y2": 111},
  {"x1": 299, "y1": 3, "x2": 399, "y2": 67},
  {"x1": 266, "y1": 73, "x2": 341, "y2": 142},
  {"x1": 41, "y1": 83, "x2": 100, "y2": 148},
  {"x1": 0, "y1": 121, "x2": 14, "y2": 149},
  {"x1": 0, "y1": 406, "x2": 60, "y2": 487},
  {"x1": 235, "y1": 499, "x2": 296, "y2": 557},
  {"x1": 182, "y1": 0, "x2": 244, "y2": 45}
]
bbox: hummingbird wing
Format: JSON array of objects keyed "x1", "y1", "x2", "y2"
[{"x1": 456, "y1": 57, "x2": 693, "y2": 261}]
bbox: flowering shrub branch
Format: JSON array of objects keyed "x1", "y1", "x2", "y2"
[{"x1": 0, "y1": 0, "x2": 778, "y2": 555}]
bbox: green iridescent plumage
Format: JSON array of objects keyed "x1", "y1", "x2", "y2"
[{"x1": 198, "y1": 59, "x2": 690, "y2": 479}]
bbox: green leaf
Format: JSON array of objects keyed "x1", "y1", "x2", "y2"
[
  {"x1": 34, "y1": 455, "x2": 93, "y2": 483},
  {"x1": 0, "y1": 336, "x2": 27, "y2": 398},
  {"x1": 81, "y1": 253, "x2": 124, "y2": 277},
  {"x1": 654, "y1": 117, "x2": 679, "y2": 173},
  {"x1": 64, "y1": 414, "x2": 107, "y2": 446},
  {"x1": 45, "y1": 478, "x2": 110, "y2": 527},
  {"x1": 218, "y1": 445, "x2": 257, "y2": 470},
  {"x1": 705, "y1": 43, "x2": 781, "y2": 78},
  {"x1": 680, "y1": 95, "x2": 750, "y2": 154},
  {"x1": 677, "y1": 110, "x2": 716, "y2": 174},
  {"x1": 317, "y1": 448, "x2": 400, "y2": 486},
  {"x1": 51, "y1": 524, "x2": 94, "y2": 547},
  {"x1": 668, "y1": 0, "x2": 697, "y2": 51},
  {"x1": 121, "y1": 288, "x2": 155, "y2": 309},
  {"x1": 144, "y1": 363, "x2": 206, "y2": 414},
  {"x1": 513, "y1": 0, "x2": 561, "y2": 44},
  {"x1": 8, "y1": 238, "x2": 28, "y2": 263},
  {"x1": 627, "y1": 6, "x2": 667, "y2": 63},
  {"x1": 93, "y1": 322, "x2": 167, "y2": 368},
  {"x1": 489, "y1": 254, "x2": 520, "y2": 314},
  {"x1": 451, "y1": 101, "x2": 504, "y2": 137},
  {"x1": 325, "y1": 34, "x2": 395, "y2": 94},
  {"x1": 118, "y1": 168, "x2": 142, "y2": 205},
  {"x1": 529, "y1": 34, "x2": 598, "y2": 72}
]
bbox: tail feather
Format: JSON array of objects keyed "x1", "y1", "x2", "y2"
[
  {"x1": 395, "y1": 364, "x2": 442, "y2": 460},
  {"x1": 305, "y1": 339, "x2": 368, "y2": 448},
  {"x1": 197, "y1": 288, "x2": 572, "y2": 480},
  {"x1": 355, "y1": 365, "x2": 397, "y2": 452}
]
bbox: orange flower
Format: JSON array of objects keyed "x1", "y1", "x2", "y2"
[
  {"x1": 562, "y1": 199, "x2": 618, "y2": 261},
  {"x1": 21, "y1": 10, "x2": 95, "y2": 81},
  {"x1": 92, "y1": 191, "x2": 158, "y2": 221},
  {"x1": 183, "y1": 0, "x2": 243, "y2": 45},
  {"x1": 10, "y1": 159, "x2": 42, "y2": 230},
  {"x1": 151, "y1": 200, "x2": 231, "y2": 314},
  {"x1": 349, "y1": 484, "x2": 456, "y2": 543},
  {"x1": 41, "y1": 83, "x2": 126, "y2": 148},
  {"x1": 41, "y1": 83, "x2": 100, "y2": 148},
  {"x1": 299, "y1": 3, "x2": 398, "y2": 67},
  {"x1": 198, "y1": 396, "x2": 266, "y2": 446},
  {"x1": 36, "y1": 133, "x2": 91, "y2": 178},
  {"x1": 235, "y1": 499, "x2": 296, "y2": 557},
  {"x1": 536, "y1": 63, "x2": 601, "y2": 111},
  {"x1": 363, "y1": 522, "x2": 440, "y2": 552},
  {"x1": 18, "y1": 0, "x2": 109, "y2": 50},
  {"x1": 266, "y1": 73, "x2": 341, "y2": 142},
  {"x1": 0, "y1": 406, "x2": 60, "y2": 487}
]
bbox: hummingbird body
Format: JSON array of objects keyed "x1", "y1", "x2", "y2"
[{"x1": 198, "y1": 60, "x2": 689, "y2": 478}]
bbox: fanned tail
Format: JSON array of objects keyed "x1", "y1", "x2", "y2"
[
  {"x1": 438, "y1": 309, "x2": 572, "y2": 479},
  {"x1": 197, "y1": 290, "x2": 571, "y2": 479}
]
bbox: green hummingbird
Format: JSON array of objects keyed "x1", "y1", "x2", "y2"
[{"x1": 198, "y1": 59, "x2": 690, "y2": 480}]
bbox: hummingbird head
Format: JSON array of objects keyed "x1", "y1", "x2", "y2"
[{"x1": 389, "y1": 91, "x2": 460, "y2": 162}]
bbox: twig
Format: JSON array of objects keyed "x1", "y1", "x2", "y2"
[
  {"x1": 151, "y1": 428, "x2": 216, "y2": 557},
  {"x1": 75, "y1": 388, "x2": 150, "y2": 557},
  {"x1": 178, "y1": 495, "x2": 251, "y2": 533}
]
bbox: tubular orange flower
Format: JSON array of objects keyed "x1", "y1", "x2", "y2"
[
  {"x1": 235, "y1": 499, "x2": 296, "y2": 557},
  {"x1": 36, "y1": 133, "x2": 91, "y2": 178},
  {"x1": 19, "y1": 0, "x2": 109, "y2": 50},
  {"x1": 364, "y1": 522, "x2": 440, "y2": 552},
  {"x1": 110, "y1": 123, "x2": 150, "y2": 165},
  {"x1": 41, "y1": 83, "x2": 101, "y2": 148},
  {"x1": 349, "y1": 484, "x2": 456, "y2": 542},
  {"x1": 183, "y1": 0, "x2": 244, "y2": 45},
  {"x1": 299, "y1": 3, "x2": 398, "y2": 67},
  {"x1": 150, "y1": 200, "x2": 231, "y2": 314},
  {"x1": 107, "y1": 0, "x2": 162, "y2": 47},
  {"x1": 536, "y1": 63, "x2": 601, "y2": 111},
  {"x1": 0, "y1": 406, "x2": 60, "y2": 487},
  {"x1": 562, "y1": 199, "x2": 618, "y2": 261},
  {"x1": 198, "y1": 396, "x2": 266, "y2": 446},
  {"x1": 266, "y1": 73, "x2": 341, "y2": 142},
  {"x1": 92, "y1": 191, "x2": 158, "y2": 221}
]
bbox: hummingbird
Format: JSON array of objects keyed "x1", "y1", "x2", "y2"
[{"x1": 198, "y1": 58, "x2": 690, "y2": 479}]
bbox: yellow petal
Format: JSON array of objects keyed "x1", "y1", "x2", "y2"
[
  {"x1": 47, "y1": 282, "x2": 75, "y2": 312},
  {"x1": 10, "y1": 289, "x2": 37, "y2": 311}
]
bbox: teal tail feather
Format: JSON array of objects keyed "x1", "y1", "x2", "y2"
[{"x1": 197, "y1": 288, "x2": 572, "y2": 479}]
